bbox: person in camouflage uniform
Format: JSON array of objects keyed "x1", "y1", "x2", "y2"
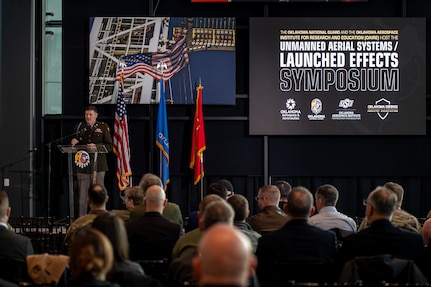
[{"x1": 358, "y1": 181, "x2": 420, "y2": 233}]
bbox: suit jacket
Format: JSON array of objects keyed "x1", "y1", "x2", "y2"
[
  {"x1": 0, "y1": 225, "x2": 34, "y2": 284},
  {"x1": 126, "y1": 212, "x2": 182, "y2": 261},
  {"x1": 130, "y1": 202, "x2": 183, "y2": 225},
  {"x1": 337, "y1": 219, "x2": 424, "y2": 268},
  {"x1": 256, "y1": 219, "x2": 338, "y2": 286},
  {"x1": 0, "y1": 225, "x2": 34, "y2": 261}
]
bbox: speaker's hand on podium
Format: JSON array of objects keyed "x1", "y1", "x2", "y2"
[
  {"x1": 87, "y1": 143, "x2": 97, "y2": 151},
  {"x1": 71, "y1": 138, "x2": 79, "y2": 145}
]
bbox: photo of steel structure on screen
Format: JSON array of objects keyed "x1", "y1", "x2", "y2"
[
  {"x1": 89, "y1": 17, "x2": 236, "y2": 105},
  {"x1": 249, "y1": 18, "x2": 425, "y2": 135}
]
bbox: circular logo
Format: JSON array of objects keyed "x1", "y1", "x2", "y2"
[
  {"x1": 75, "y1": 150, "x2": 90, "y2": 168},
  {"x1": 311, "y1": 98, "x2": 322, "y2": 115},
  {"x1": 285, "y1": 98, "x2": 296, "y2": 110}
]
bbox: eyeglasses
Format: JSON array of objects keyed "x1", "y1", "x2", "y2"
[
  {"x1": 255, "y1": 196, "x2": 266, "y2": 201},
  {"x1": 362, "y1": 199, "x2": 374, "y2": 207}
]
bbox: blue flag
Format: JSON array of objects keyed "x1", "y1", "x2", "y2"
[{"x1": 155, "y1": 79, "x2": 170, "y2": 189}]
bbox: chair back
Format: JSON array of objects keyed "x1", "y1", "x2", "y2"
[
  {"x1": 0, "y1": 257, "x2": 29, "y2": 285},
  {"x1": 274, "y1": 259, "x2": 335, "y2": 286},
  {"x1": 338, "y1": 254, "x2": 428, "y2": 285}
]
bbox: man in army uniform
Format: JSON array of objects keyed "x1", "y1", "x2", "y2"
[
  {"x1": 71, "y1": 105, "x2": 113, "y2": 217},
  {"x1": 358, "y1": 181, "x2": 420, "y2": 233}
]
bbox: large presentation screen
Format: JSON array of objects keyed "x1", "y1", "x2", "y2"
[{"x1": 249, "y1": 18, "x2": 426, "y2": 135}]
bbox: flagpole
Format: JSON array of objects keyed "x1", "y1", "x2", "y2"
[{"x1": 200, "y1": 153, "x2": 204, "y2": 201}]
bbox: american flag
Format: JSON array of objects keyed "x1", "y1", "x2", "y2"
[
  {"x1": 116, "y1": 36, "x2": 189, "y2": 81},
  {"x1": 113, "y1": 79, "x2": 132, "y2": 191}
]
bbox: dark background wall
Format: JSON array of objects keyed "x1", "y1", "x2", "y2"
[{"x1": 3, "y1": 0, "x2": 429, "y2": 220}]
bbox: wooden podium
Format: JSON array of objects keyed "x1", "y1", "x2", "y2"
[{"x1": 58, "y1": 144, "x2": 108, "y2": 218}]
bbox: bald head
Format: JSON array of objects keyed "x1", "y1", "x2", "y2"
[
  {"x1": 193, "y1": 223, "x2": 257, "y2": 286},
  {"x1": 144, "y1": 185, "x2": 167, "y2": 213},
  {"x1": 366, "y1": 186, "x2": 397, "y2": 222},
  {"x1": 285, "y1": 186, "x2": 314, "y2": 218}
]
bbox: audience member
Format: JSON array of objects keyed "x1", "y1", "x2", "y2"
[
  {"x1": 422, "y1": 217, "x2": 431, "y2": 246},
  {"x1": 172, "y1": 194, "x2": 224, "y2": 259},
  {"x1": 185, "y1": 181, "x2": 230, "y2": 232},
  {"x1": 111, "y1": 186, "x2": 143, "y2": 222},
  {"x1": 64, "y1": 183, "x2": 109, "y2": 246},
  {"x1": 276, "y1": 180, "x2": 292, "y2": 209},
  {"x1": 0, "y1": 190, "x2": 34, "y2": 285},
  {"x1": 92, "y1": 212, "x2": 162, "y2": 287},
  {"x1": 68, "y1": 228, "x2": 119, "y2": 287},
  {"x1": 256, "y1": 186, "x2": 338, "y2": 286},
  {"x1": 358, "y1": 181, "x2": 421, "y2": 233},
  {"x1": 129, "y1": 173, "x2": 183, "y2": 225},
  {"x1": 126, "y1": 184, "x2": 183, "y2": 262},
  {"x1": 227, "y1": 194, "x2": 261, "y2": 252},
  {"x1": 337, "y1": 186, "x2": 424, "y2": 270},
  {"x1": 247, "y1": 184, "x2": 288, "y2": 234},
  {"x1": 218, "y1": 179, "x2": 235, "y2": 198},
  {"x1": 167, "y1": 200, "x2": 236, "y2": 286},
  {"x1": 192, "y1": 223, "x2": 257, "y2": 287},
  {"x1": 309, "y1": 184, "x2": 357, "y2": 233}
]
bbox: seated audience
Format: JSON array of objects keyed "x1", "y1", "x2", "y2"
[
  {"x1": 64, "y1": 184, "x2": 109, "y2": 246},
  {"x1": 129, "y1": 173, "x2": 183, "y2": 225},
  {"x1": 227, "y1": 194, "x2": 261, "y2": 252},
  {"x1": 111, "y1": 186, "x2": 143, "y2": 222},
  {"x1": 91, "y1": 212, "x2": 162, "y2": 287},
  {"x1": 309, "y1": 184, "x2": 357, "y2": 233},
  {"x1": 126, "y1": 184, "x2": 183, "y2": 262},
  {"x1": 0, "y1": 190, "x2": 34, "y2": 285},
  {"x1": 276, "y1": 180, "x2": 292, "y2": 209},
  {"x1": 185, "y1": 180, "x2": 231, "y2": 232},
  {"x1": 167, "y1": 200, "x2": 235, "y2": 286},
  {"x1": 337, "y1": 186, "x2": 424, "y2": 273},
  {"x1": 358, "y1": 181, "x2": 420, "y2": 233},
  {"x1": 192, "y1": 223, "x2": 257, "y2": 287},
  {"x1": 247, "y1": 184, "x2": 288, "y2": 234},
  {"x1": 172, "y1": 194, "x2": 223, "y2": 259},
  {"x1": 68, "y1": 228, "x2": 119, "y2": 287},
  {"x1": 256, "y1": 186, "x2": 338, "y2": 286}
]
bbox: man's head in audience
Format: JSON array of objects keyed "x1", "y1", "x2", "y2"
[
  {"x1": 217, "y1": 179, "x2": 234, "y2": 198},
  {"x1": 315, "y1": 184, "x2": 339, "y2": 212},
  {"x1": 383, "y1": 181, "x2": 403, "y2": 208},
  {"x1": 207, "y1": 182, "x2": 228, "y2": 199},
  {"x1": 256, "y1": 185, "x2": 281, "y2": 211},
  {"x1": 197, "y1": 194, "x2": 224, "y2": 230},
  {"x1": 87, "y1": 184, "x2": 108, "y2": 211},
  {"x1": 276, "y1": 180, "x2": 292, "y2": 203},
  {"x1": 124, "y1": 186, "x2": 144, "y2": 210},
  {"x1": 144, "y1": 185, "x2": 167, "y2": 214},
  {"x1": 0, "y1": 190, "x2": 11, "y2": 223},
  {"x1": 139, "y1": 173, "x2": 163, "y2": 194},
  {"x1": 284, "y1": 186, "x2": 315, "y2": 219},
  {"x1": 193, "y1": 223, "x2": 257, "y2": 286},
  {"x1": 227, "y1": 194, "x2": 250, "y2": 222},
  {"x1": 365, "y1": 186, "x2": 397, "y2": 223},
  {"x1": 201, "y1": 200, "x2": 234, "y2": 230}
]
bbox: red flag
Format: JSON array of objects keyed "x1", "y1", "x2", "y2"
[
  {"x1": 113, "y1": 76, "x2": 132, "y2": 190},
  {"x1": 190, "y1": 85, "x2": 206, "y2": 185}
]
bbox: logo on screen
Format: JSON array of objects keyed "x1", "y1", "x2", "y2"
[
  {"x1": 280, "y1": 98, "x2": 301, "y2": 121},
  {"x1": 311, "y1": 98, "x2": 322, "y2": 115},
  {"x1": 339, "y1": 98, "x2": 354, "y2": 109},
  {"x1": 367, "y1": 98, "x2": 399, "y2": 120},
  {"x1": 286, "y1": 98, "x2": 296, "y2": 110}
]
